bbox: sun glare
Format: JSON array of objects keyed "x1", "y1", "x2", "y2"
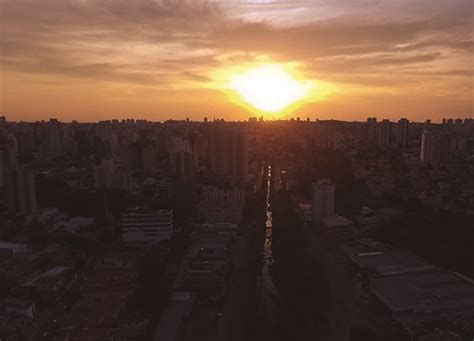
[{"x1": 229, "y1": 65, "x2": 307, "y2": 112}]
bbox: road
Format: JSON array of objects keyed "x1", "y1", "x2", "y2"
[{"x1": 257, "y1": 164, "x2": 277, "y2": 324}]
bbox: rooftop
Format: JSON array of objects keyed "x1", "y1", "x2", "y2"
[
  {"x1": 322, "y1": 216, "x2": 354, "y2": 228},
  {"x1": 371, "y1": 269, "x2": 474, "y2": 315}
]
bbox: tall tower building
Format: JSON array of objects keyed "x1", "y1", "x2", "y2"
[
  {"x1": 94, "y1": 159, "x2": 114, "y2": 190},
  {"x1": 420, "y1": 130, "x2": 434, "y2": 163},
  {"x1": 44, "y1": 118, "x2": 63, "y2": 157},
  {"x1": 311, "y1": 179, "x2": 335, "y2": 222},
  {"x1": 366, "y1": 117, "x2": 378, "y2": 144},
  {"x1": 169, "y1": 136, "x2": 197, "y2": 184},
  {"x1": 378, "y1": 119, "x2": 391, "y2": 147},
  {"x1": 397, "y1": 118, "x2": 409, "y2": 147},
  {"x1": 0, "y1": 150, "x2": 5, "y2": 187},
  {"x1": 170, "y1": 151, "x2": 196, "y2": 184},
  {"x1": 209, "y1": 125, "x2": 248, "y2": 185},
  {"x1": 5, "y1": 165, "x2": 37, "y2": 214},
  {"x1": 437, "y1": 133, "x2": 452, "y2": 163}
]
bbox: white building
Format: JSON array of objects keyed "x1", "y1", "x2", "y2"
[
  {"x1": 121, "y1": 208, "x2": 173, "y2": 243},
  {"x1": 311, "y1": 179, "x2": 335, "y2": 222}
]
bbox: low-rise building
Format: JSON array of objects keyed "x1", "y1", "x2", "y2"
[
  {"x1": 200, "y1": 188, "x2": 245, "y2": 224},
  {"x1": 121, "y1": 208, "x2": 173, "y2": 243},
  {"x1": 320, "y1": 216, "x2": 356, "y2": 242},
  {"x1": 0, "y1": 241, "x2": 28, "y2": 257},
  {"x1": 2, "y1": 297, "x2": 36, "y2": 319}
]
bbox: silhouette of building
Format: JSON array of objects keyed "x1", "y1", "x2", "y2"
[
  {"x1": 41, "y1": 118, "x2": 66, "y2": 157},
  {"x1": 397, "y1": 118, "x2": 409, "y2": 147},
  {"x1": 169, "y1": 137, "x2": 197, "y2": 184},
  {"x1": 94, "y1": 159, "x2": 131, "y2": 192},
  {"x1": 437, "y1": 133, "x2": 452, "y2": 163},
  {"x1": 311, "y1": 179, "x2": 335, "y2": 221},
  {"x1": 5, "y1": 165, "x2": 37, "y2": 214},
  {"x1": 378, "y1": 119, "x2": 391, "y2": 147},
  {"x1": 209, "y1": 125, "x2": 248, "y2": 185},
  {"x1": 420, "y1": 130, "x2": 434, "y2": 163},
  {"x1": 170, "y1": 151, "x2": 196, "y2": 184},
  {"x1": 366, "y1": 117, "x2": 378, "y2": 144}
]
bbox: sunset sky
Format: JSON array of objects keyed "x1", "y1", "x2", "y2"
[{"x1": 0, "y1": 0, "x2": 473, "y2": 122}]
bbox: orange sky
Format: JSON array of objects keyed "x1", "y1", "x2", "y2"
[{"x1": 0, "y1": 0, "x2": 473, "y2": 122}]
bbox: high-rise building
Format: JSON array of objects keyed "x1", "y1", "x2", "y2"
[
  {"x1": 397, "y1": 118, "x2": 409, "y2": 147},
  {"x1": 209, "y1": 125, "x2": 248, "y2": 185},
  {"x1": 437, "y1": 133, "x2": 453, "y2": 163},
  {"x1": 170, "y1": 151, "x2": 196, "y2": 184},
  {"x1": 366, "y1": 117, "x2": 378, "y2": 144},
  {"x1": 94, "y1": 159, "x2": 131, "y2": 192},
  {"x1": 378, "y1": 119, "x2": 391, "y2": 147},
  {"x1": 42, "y1": 119, "x2": 63, "y2": 157},
  {"x1": 94, "y1": 159, "x2": 114, "y2": 190},
  {"x1": 121, "y1": 208, "x2": 173, "y2": 243},
  {"x1": 168, "y1": 136, "x2": 197, "y2": 184},
  {"x1": 0, "y1": 150, "x2": 5, "y2": 187},
  {"x1": 16, "y1": 131, "x2": 34, "y2": 158},
  {"x1": 142, "y1": 144, "x2": 157, "y2": 175},
  {"x1": 420, "y1": 130, "x2": 434, "y2": 163},
  {"x1": 5, "y1": 165, "x2": 37, "y2": 214},
  {"x1": 311, "y1": 179, "x2": 335, "y2": 222}
]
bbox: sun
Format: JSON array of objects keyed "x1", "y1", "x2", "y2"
[
  {"x1": 229, "y1": 65, "x2": 307, "y2": 113},
  {"x1": 210, "y1": 61, "x2": 338, "y2": 117}
]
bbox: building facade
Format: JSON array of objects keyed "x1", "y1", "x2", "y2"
[
  {"x1": 311, "y1": 179, "x2": 335, "y2": 222},
  {"x1": 121, "y1": 208, "x2": 173, "y2": 243}
]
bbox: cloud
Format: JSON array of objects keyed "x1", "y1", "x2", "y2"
[{"x1": 0, "y1": 0, "x2": 472, "y2": 119}]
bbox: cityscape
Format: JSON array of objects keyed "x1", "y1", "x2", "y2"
[
  {"x1": 0, "y1": 116, "x2": 473, "y2": 340},
  {"x1": 1, "y1": 0, "x2": 473, "y2": 341}
]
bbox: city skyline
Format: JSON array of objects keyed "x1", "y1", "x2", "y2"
[
  {"x1": 1, "y1": 0, "x2": 473, "y2": 122},
  {"x1": 1, "y1": 2, "x2": 473, "y2": 340}
]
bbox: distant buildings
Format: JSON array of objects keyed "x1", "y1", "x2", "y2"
[
  {"x1": 397, "y1": 118, "x2": 409, "y2": 147},
  {"x1": 420, "y1": 130, "x2": 434, "y2": 163},
  {"x1": 93, "y1": 159, "x2": 131, "y2": 192},
  {"x1": 437, "y1": 133, "x2": 453, "y2": 163},
  {"x1": 41, "y1": 118, "x2": 68, "y2": 157},
  {"x1": 121, "y1": 208, "x2": 173, "y2": 243},
  {"x1": 311, "y1": 179, "x2": 335, "y2": 221},
  {"x1": 420, "y1": 130, "x2": 453, "y2": 164},
  {"x1": 378, "y1": 119, "x2": 391, "y2": 147},
  {"x1": 366, "y1": 117, "x2": 378, "y2": 144},
  {"x1": 5, "y1": 165, "x2": 37, "y2": 214},
  {"x1": 170, "y1": 151, "x2": 196, "y2": 183},
  {"x1": 169, "y1": 136, "x2": 197, "y2": 184},
  {"x1": 208, "y1": 125, "x2": 249, "y2": 185}
]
